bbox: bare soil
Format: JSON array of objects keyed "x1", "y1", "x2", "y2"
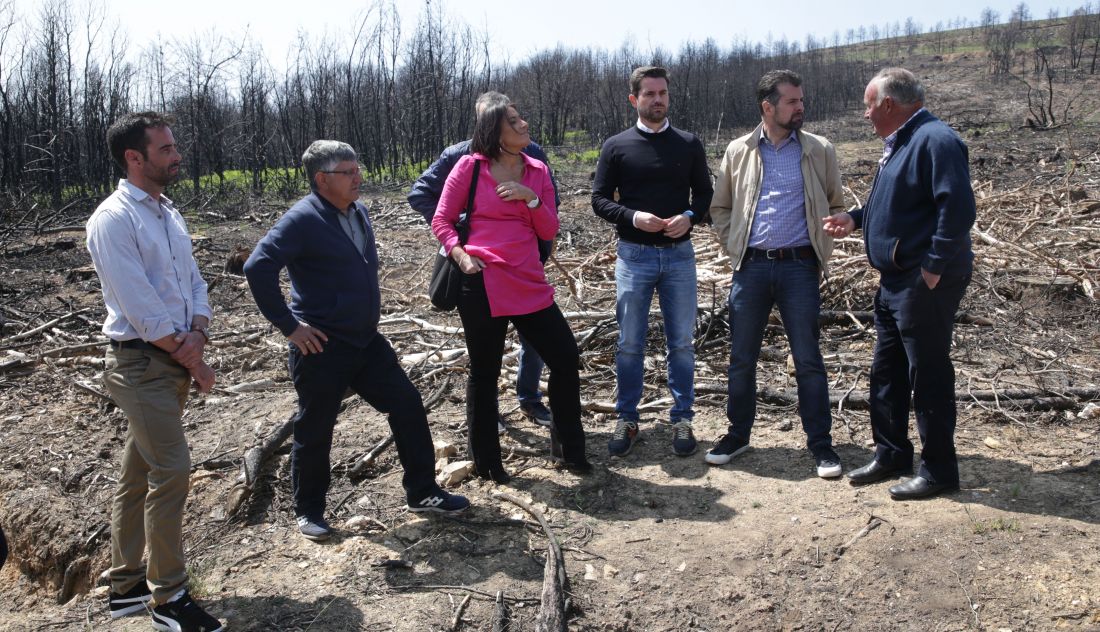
[{"x1": 2, "y1": 54, "x2": 1099, "y2": 631}]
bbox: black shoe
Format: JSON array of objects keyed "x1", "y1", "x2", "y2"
[
  {"x1": 475, "y1": 464, "x2": 512, "y2": 484},
  {"x1": 704, "y1": 433, "x2": 749, "y2": 465},
  {"x1": 296, "y1": 515, "x2": 332, "y2": 542},
  {"x1": 150, "y1": 591, "x2": 223, "y2": 632},
  {"x1": 109, "y1": 580, "x2": 152, "y2": 618},
  {"x1": 550, "y1": 428, "x2": 593, "y2": 474},
  {"x1": 813, "y1": 447, "x2": 843, "y2": 479},
  {"x1": 520, "y1": 401, "x2": 554, "y2": 427},
  {"x1": 889, "y1": 476, "x2": 959, "y2": 500},
  {"x1": 847, "y1": 459, "x2": 912, "y2": 485}
]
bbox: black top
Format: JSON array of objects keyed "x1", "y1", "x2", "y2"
[{"x1": 591, "y1": 125, "x2": 713, "y2": 245}]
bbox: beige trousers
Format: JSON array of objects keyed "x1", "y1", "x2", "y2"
[{"x1": 103, "y1": 346, "x2": 192, "y2": 605}]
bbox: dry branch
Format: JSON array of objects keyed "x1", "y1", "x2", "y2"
[
  {"x1": 227, "y1": 412, "x2": 296, "y2": 516},
  {"x1": 492, "y1": 492, "x2": 567, "y2": 632}
]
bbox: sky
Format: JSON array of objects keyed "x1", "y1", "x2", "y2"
[{"x1": 12, "y1": 0, "x2": 1078, "y2": 65}]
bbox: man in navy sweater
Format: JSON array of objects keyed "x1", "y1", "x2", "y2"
[
  {"x1": 824, "y1": 68, "x2": 976, "y2": 500},
  {"x1": 592, "y1": 66, "x2": 713, "y2": 459},
  {"x1": 245, "y1": 140, "x2": 469, "y2": 541},
  {"x1": 408, "y1": 92, "x2": 560, "y2": 431}
]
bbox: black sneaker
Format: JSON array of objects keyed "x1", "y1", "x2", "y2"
[
  {"x1": 150, "y1": 590, "x2": 223, "y2": 632},
  {"x1": 704, "y1": 433, "x2": 750, "y2": 465},
  {"x1": 296, "y1": 515, "x2": 332, "y2": 542},
  {"x1": 520, "y1": 401, "x2": 554, "y2": 427},
  {"x1": 670, "y1": 421, "x2": 698, "y2": 456},
  {"x1": 407, "y1": 489, "x2": 470, "y2": 514},
  {"x1": 608, "y1": 420, "x2": 640, "y2": 457},
  {"x1": 814, "y1": 447, "x2": 843, "y2": 479},
  {"x1": 108, "y1": 580, "x2": 152, "y2": 618}
]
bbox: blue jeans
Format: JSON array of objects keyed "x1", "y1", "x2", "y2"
[
  {"x1": 516, "y1": 333, "x2": 545, "y2": 405},
  {"x1": 614, "y1": 240, "x2": 697, "y2": 423},
  {"x1": 726, "y1": 257, "x2": 833, "y2": 453}
]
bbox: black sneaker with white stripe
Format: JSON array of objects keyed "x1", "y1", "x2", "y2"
[
  {"x1": 407, "y1": 489, "x2": 470, "y2": 514},
  {"x1": 108, "y1": 580, "x2": 152, "y2": 618},
  {"x1": 150, "y1": 590, "x2": 223, "y2": 632}
]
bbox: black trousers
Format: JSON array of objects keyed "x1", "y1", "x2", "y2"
[
  {"x1": 456, "y1": 273, "x2": 585, "y2": 468},
  {"x1": 288, "y1": 334, "x2": 437, "y2": 518},
  {"x1": 869, "y1": 268, "x2": 971, "y2": 485}
]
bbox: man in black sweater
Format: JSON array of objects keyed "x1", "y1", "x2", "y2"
[{"x1": 592, "y1": 66, "x2": 713, "y2": 459}]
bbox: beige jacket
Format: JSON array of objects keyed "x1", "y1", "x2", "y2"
[{"x1": 710, "y1": 124, "x2": 845, "y2": 273}]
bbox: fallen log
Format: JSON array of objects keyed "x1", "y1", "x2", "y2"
[
  {"x1": 692, "y1": 385, "x2": 1100, "y2": 412},
  {"x1": 227, "y1": 412, "x2": 296, "y2": 517},
  {"x1": 493, "y1": 492, "x2": 566, "y2": 632},
  {"x1": 816, "y1": 310, "x2": 993, "y2": 327}
]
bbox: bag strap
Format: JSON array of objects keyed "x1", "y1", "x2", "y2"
[{"x1": 464, "y1": 159, "x2": 480, "y2": 218}]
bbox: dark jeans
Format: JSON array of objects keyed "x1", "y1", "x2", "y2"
[
  {"x1": 288, "y1": 334, "x2": 437, "y2": 518},
  {"x1": 457, "y1": 273, "x2": 585, "y2": 468},
  {"x1": 725, "y1": 257, "x2": 833, "y2": 453},
  {"x1": 870, "y1": 268, "x2": 971, "y2": 485}
]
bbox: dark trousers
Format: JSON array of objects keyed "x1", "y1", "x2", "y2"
[
  {"x1": 457, "y1": 273, "x2": 585, "y2": 469},
  {"x1": 869, "y1": 268, "x2": 971, "y2": 485},
  {"x1": 288, "y1": 334, "x2": 437, "y2": 518}
]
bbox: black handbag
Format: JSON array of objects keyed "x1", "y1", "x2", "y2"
[{"x1": 428, "y1": 161, "x2": 480, "y2": 311}]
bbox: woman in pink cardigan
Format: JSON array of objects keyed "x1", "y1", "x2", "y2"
[{"x1": 432, "y1": 93, "x2": 590, "y2": 482}]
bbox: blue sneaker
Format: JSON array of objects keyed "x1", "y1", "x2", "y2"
[
  {"x1": 670, "y1": 421, "x2": 697, "y2": 456},
  {"x1": 608, "y1": 420, "x2": 639, "y2": 457},
  {"x1": 296, "y1": 515, "x2": 332, "y2": 542},
  {"x1": 407, "y1": 489, "x2": 470, "y2": 514}
]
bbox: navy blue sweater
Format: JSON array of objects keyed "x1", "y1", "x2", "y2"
[
  {"x1": 244, "y1": 192, "x2": 381, "y2": 348},
  {"x1": 850, "y1": 110, "x2": 975, "y2": 277}
]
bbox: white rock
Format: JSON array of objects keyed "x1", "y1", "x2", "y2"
[
  {"x1": 436, "y1": 460, "x2": 474, "y2": 487},
  {"x1": 1078, "y1": 402, "x2": 1100, "y2": 419},
  {"x1": 584, "y1": 564, "x2": 598, "y2": 582},
  {"x1": 345, "y1": 515, "x2": 375, "y2": 531},
  {"x1": 434, "y1": 441, "x2": 458, "y2": 459}
]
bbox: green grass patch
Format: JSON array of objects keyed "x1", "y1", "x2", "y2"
[
  {"x1": 566, "y1": 149, "x2": 601, "y2": 165},
  {"x1": 971, "y1": 517, "x2": 1020, "y2": 535}
]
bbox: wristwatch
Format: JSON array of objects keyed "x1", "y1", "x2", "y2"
[
  {"x1": 526, "y1": 196, "x2": 541, "y2": 209},
  {"x1": 191, "y1": 326, "x2": 210, "y2": 343}
]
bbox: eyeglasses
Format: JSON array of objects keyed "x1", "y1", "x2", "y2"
[{"x1": 322, "y1": 168, "x2": 362, "y2": 177}]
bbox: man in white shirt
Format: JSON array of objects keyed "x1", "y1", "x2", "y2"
[{"x1": 86, "y1": 112, "x2": 223, "y2": 632}]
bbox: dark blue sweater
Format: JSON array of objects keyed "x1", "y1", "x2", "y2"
[
  {"x1": 850, "y1": 110, "x2": 975, "y2": 277},
  {"x1": 244, "y1": 192, "x2": 381, "y2": 348}
]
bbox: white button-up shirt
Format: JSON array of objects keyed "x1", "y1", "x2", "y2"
[{"x1": 86, "y1": 179, "x2": 211, "y2": 342}]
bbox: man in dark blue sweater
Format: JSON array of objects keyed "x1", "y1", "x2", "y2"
[
  {"x1": 592, "y1": 66, "x2": 713, "y2": 459},
  {"x1": 824, "y1": 68, "x2": 976, "y2": 500},
  {"x1": 408, "y1": 92, "x2": 560, "y2": 431},
  {"x1": 245, "y1": 140, "x2": 469, "y2": 541}
]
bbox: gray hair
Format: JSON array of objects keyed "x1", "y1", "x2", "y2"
[
  {"x1": 302, "y1": 140, "x2": 357, "y2": 190},
  {"x1": 871, "y1": 68, "x2": 925, "y2": 106}
]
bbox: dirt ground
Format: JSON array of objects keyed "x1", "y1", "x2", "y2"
[{"x1": 2, "y1": 54, "x2": 1100, "y2": 631}]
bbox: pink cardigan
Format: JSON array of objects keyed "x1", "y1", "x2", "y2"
[{"x1": 432, "y1": 153, "x2": 559, "y2": 317}]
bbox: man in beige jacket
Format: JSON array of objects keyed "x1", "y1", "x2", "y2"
[{"x1": 707, "y1": 70, "x2": 847, "y2": 477}]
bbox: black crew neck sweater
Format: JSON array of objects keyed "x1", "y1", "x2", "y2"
[{"x1": 591, "y1": 124, "x2": 713, "y2": 245}]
